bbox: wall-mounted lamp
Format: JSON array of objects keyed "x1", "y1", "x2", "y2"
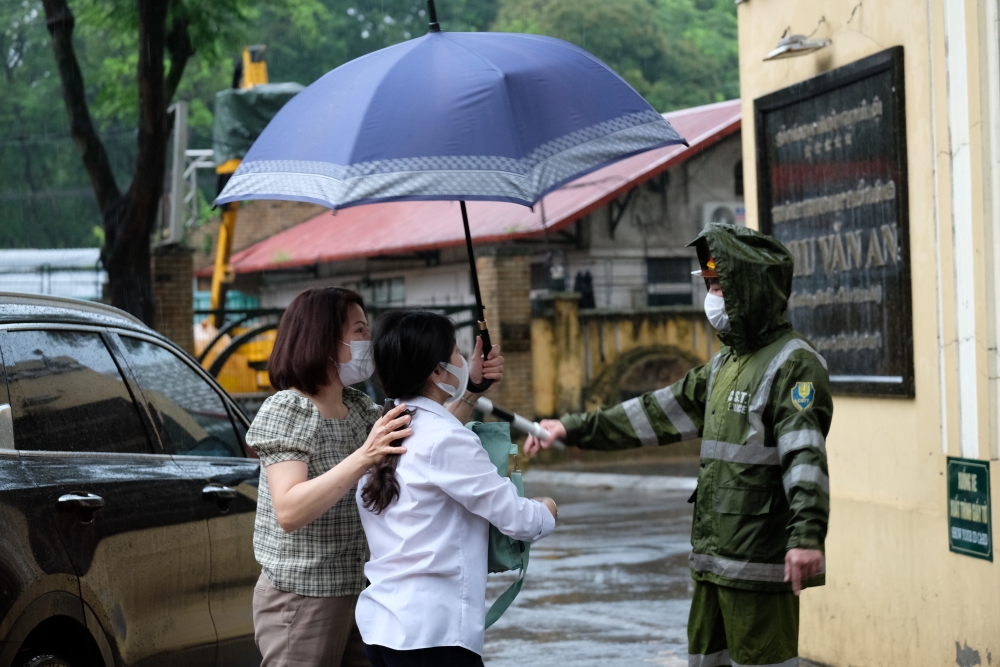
[{"x1": 764, "y1": 25, "x2": 831, "y2": 61}]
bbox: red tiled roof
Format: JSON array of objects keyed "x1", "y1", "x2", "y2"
[{"x1": 204, "y1": 99, "x2": 741, "y2": 276}]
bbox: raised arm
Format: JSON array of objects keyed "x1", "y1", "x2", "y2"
[
  {"x1": 527, "y1": 355, "x2": 719, "y2": 454},
  {"x1": 447, "y1": 337, "x2": 503, "y2": 423}
]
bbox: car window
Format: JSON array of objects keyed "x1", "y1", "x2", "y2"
[
  {"x1": 120, "y1": 336, "x2": 243, "y2": 458},
  {"x1": 4, "y1": 329, "x2": 151, "y2": 454}
]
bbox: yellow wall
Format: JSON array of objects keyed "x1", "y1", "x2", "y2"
[
  {"x1": 532, "y1": 294, "x2": 718, "y2": 416},
  {"x1": 738, "y1": 1, "x2": 1000, "y2": 664}
]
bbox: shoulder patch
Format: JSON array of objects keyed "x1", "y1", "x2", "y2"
[{"x1": 791, "y1": 382, "x2": 815, "y2": 411}]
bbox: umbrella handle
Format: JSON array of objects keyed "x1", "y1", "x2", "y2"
[{"x1": 467, "y1": 328, "x2": 494, "y2": 394}]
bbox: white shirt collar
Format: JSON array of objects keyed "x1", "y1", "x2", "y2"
[{"x1": 397, "y1": 395, "x2": 460, "y2": 424}]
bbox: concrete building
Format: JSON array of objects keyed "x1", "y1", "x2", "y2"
[{"x1": 736, "y1": 1, "x2": 999, "y2": 664}]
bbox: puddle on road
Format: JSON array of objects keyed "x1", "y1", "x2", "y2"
[{"x1": 483, "y1": 482, "x2": 695, "y2": 666}]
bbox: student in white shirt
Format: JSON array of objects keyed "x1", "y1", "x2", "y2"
[{"x1": 355, "y1": 310, "x2": 558, "y2": 667}]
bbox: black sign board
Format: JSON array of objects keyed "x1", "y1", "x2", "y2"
[
  {"x1": 947, "y1": 457, "x2": 992, "y2": 561},
  {"x1": 756, "y1": 47, "x2": 914, "y2": 396}
]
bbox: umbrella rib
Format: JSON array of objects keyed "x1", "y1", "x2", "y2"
[
  {"x1": 440, "y1": 33, "x2": 528, "y2": 162},
  {"x1": 342, "y1": 36, "x2": 429, "y2": 170}
]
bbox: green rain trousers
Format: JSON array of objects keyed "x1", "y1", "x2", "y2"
[
  {"x1": 687, "y1": 580, "x2": 799, "y2": 667},
  {"x1": 558, "y1": 224, "x2": 831, "y2": 663}
]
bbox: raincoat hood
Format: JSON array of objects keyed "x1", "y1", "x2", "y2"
[{"x1": 688, "y1": 223, "x2": 794, "y2": 356}]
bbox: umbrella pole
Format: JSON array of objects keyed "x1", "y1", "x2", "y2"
[{"x1": 461, "y1": 200, "x2": 494, "y2": 393}]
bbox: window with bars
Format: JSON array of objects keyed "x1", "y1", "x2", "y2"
[
  {"x1": 646, "y1": 257, "x2": 693, "y2": 306},
  {"x1": 355, "y1": 277, "x2": 405, "y2": 306}
]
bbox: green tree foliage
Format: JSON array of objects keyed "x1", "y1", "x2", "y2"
[
  {"x1": 1, "y1": 0, "x2": 734, "y2": 253},
  {"x1": 493, "y1": 0, "x2": 738, "y2": 112}
]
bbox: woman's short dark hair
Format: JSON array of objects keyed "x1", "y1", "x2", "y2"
[
  {"x1": 361, "y1": 310, "x2": 456, "y2": 514},
  {"x1": 268, "y1": 287, "x2": 365, "y2": 396}
]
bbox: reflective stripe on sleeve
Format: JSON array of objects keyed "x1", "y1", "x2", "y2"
[
  {"x1": 701, "y1": 440, "x2": 780, "y2": 465},
  {"x1": 654, "y1": 386, "x2": 699, "y2": 439},
  {"x1": 783, "y1": 464, "x2": 830, "y2": 494},
  {"x1": 623, "y1": 397, "x2": 658, "y2": 447},
  {"x1": 731, "y1": 657, "x2": 799, "y2": 667},
  {"x1": 689, "y1": 650, "x2": 732, "y2": 667},
  {"x1": 776, "y1": 429, "x2": 826, "y2": 458},
  {"x1": 689, "y1": 552, "x2": 786, "y2": 583},
  {"x1": 746, "y1": 339, "x2": 827, "y2": 446}
]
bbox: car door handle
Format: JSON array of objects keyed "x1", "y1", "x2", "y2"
[
  {"x1": 203, "y1": 485, "x2": 238, "y2": 511},
  {"x1": 58, "y1": 493, "x2": 105, "y2": 510},
  {"x1": 57, "y1": 493, "x2": 105, "y2": 522},
  {"x1": 202, "y1": 485, "x2": 237, "y2": 500}
]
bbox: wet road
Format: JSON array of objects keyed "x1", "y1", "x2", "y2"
[{"x1": 483, "y1": 476, "x2": 696, "y2": 667}]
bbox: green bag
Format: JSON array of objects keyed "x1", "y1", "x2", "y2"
[{"x1": 465, "y1": 421, "x2": 530, "y2": 628}]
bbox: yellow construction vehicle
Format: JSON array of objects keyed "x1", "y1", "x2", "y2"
[
  {"x1": 197, "y1": 46, "x2": 300, "y2": 395},
  {"x1": 211, "y1": 44, "x2": 268, "y2": 325}
]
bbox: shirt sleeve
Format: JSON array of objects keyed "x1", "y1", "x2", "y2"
[
  {"x1": 560, "y1": 356, "x2": 716, "y2": 450},
  {"x1": 771, "y1": 350, "x2": 833, "y2": 550},
  {"x1": 346, "y1": 387, "x2": 384, "y2": 433},
  {"x1": 245, "y1": 391, "x2": 321, "y2": 466},
  {"x1": 429, "y1": 427, "x2": 555, "y2": 542}
]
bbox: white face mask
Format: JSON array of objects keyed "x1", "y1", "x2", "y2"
[
  {"x1": 436, "y1": 355, "x2": 469, "y2": 404},
  {"x1": 704, "y1": 292, "x2": 730, "y2": 331},
  {"x1": 335, "y1": 339, "x2": 374, "y2": 385}
]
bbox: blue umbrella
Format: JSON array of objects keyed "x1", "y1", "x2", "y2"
[{"x1": 216, "y1": 1, "x2": 686, "y2": 390}]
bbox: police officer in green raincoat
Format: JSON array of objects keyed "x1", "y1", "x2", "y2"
[{"x1": 526, "y1": 223, "x2": 831, "y2": 667}]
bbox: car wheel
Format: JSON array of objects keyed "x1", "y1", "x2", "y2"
[{"x1": 20, "y1": 656, "x2": 74, "y2": 667}]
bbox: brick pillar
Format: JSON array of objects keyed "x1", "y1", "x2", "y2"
[
  {"x1": 475, "y1": 251, "x2": 534, "y2": 419},
  {"x1": 152, "y1": 245, "x2": 195, "y2": 355}
]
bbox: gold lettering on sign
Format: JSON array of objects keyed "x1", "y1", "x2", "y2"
[
  {"x1": 881, "y1": 223, "x2": 899, "y2": 263},
  {"x1": 787, "y1": 239, "x2": 816, "y2": 275},
  {"x1": 771, "y1": 179, "x2": 896, "y2": 224},
  {"x1": 775, "y1": 97, "x2": 884, "y2": 147},
  {"x1": 787, "y1": 285, "x2": 883, "y2": 310},
  {"x1": 787, "y1": 224, "x2": 899, "y2": 276},
  {"x1": 812, "y1": 331, "x2": 882, "y2": 352},
  {"x1": 818, "y1": 234, "x2": 848, "y2": 273},
  {"x1": 844, "y1": 231, "x2": 864, "y2": 269},
  {"x1": 866, "y1": 228, "x2": 886, "y2": 267}
]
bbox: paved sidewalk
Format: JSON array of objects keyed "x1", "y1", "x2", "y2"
[{"x1": 483, "y1": 473, "x2": 695, "y2": 666}]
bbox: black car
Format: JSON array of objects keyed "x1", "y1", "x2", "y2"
[{"x1": 0, "y1": 293, "x2": 262, "y2": 667}]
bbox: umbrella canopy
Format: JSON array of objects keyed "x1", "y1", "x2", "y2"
[
  {"x1": 215, "y1": 5, "x2": 687, "y2": 392},
  {"x1": 215, "y1": 30, "x2": 685, "y2": 210}
]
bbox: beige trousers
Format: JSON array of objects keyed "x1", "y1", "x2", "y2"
[{"x1": 253, "y1": 572, "x2": 371, "y2": 667}]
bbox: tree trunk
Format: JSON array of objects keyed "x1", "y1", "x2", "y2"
[
  {"x1": 44, "y1": 0, "x2": 182, "y2": 326},
  {"x1": 101, "y1": 0, "x2": 169, "y2": 325}
]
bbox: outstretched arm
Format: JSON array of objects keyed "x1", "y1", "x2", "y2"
[{"x1": 526, "y1": 355, "x2": 719, "y2": 455}]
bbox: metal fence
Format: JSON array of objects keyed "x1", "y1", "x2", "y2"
[
  {"x1": 0, "y1": 249, "x2": 105, "y2": 300},
  {"x1": 197, "y1": 304, "x2": 481, "y2": 409}
]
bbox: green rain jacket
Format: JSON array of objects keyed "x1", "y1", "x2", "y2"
[{"x1": 561, "y1": 223, "x2": 832, "y2": 593}]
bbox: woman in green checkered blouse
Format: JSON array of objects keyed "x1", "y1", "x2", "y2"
[{"x1": 245, "y1": 287, "x2": 504, "y2": 666}]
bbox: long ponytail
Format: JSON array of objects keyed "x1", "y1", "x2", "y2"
[{"x1": 361, "y1": 310, "x2": 456, "y2": 514}]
